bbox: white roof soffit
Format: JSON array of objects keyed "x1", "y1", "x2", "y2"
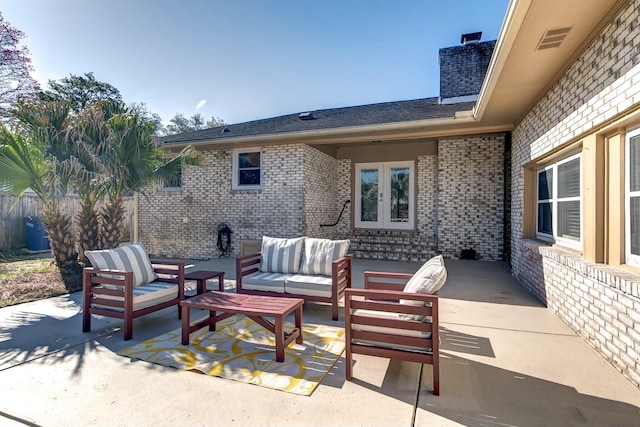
[
  {"x1": 474, "y1": 0, "x2": 628, "y2": 127},
  {"x1": 474, "y1": 0, "x2": 532, "y2": 122}
]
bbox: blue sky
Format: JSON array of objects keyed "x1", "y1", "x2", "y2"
[{"x1": 1, "y1": 0, "x2": 509, "y2": 125}]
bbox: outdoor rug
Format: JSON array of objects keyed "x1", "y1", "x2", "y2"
[{"x1": 117, "y1": 315, "x2": 345, "y2": 396}]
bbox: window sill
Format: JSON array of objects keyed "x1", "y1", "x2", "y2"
[{"x1": 520, "y1": 239, "x2": 640, "y2": 299}]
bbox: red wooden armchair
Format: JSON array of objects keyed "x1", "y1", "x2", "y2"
[{"x1": 344, "y1": 270, "x2": 441, "y2": 395}]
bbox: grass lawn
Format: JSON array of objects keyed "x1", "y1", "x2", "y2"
[{"x1": 0, "y1": 249, "x2": 82, "y2": 307}]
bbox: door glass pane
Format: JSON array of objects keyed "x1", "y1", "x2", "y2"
[
  {"x1": 538, "y1": 169, "x2": 553, "y2": 200},
  {"x1": 360, "y1": 169, "x2": 379, "y2": 222},
  {"x1": 389, "y1": 167, "x2": 409, "y2": 223},
  {"x1": 631, "y1": 197, "x2": 640, "y2": 255},
  {"x1": 558, "y1": 158, "x2": 580, "y2": 198},
  {"x1": 537, "y1": 202, "x2": 552, "y2": 234},
  {"x1": 558, "y1": 200, "x2": 580, "y2": 241},
  {"x1": 631, "y1": 136, "x2": 640, "y2": 192}
]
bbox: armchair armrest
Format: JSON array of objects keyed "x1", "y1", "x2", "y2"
[
  {"x1": 149, "y1": 260, "x2": 185, "y2": 300},
  {"x1": 363, "y1": 270, "x2": 413, "y2": 292},
  {"x1": 332, "y1": 254, "x2": 352, "y2": 290},
  {"x1": 345, "y1": 287, "x2": 438, "y2": 316}
]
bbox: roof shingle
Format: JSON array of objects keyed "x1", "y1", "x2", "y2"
[{"x1": 161, "y1": 97, "x2": 475, "y2": 144}]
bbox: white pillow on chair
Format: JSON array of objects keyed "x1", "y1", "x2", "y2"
[
  {"x1": 400, "y1": 255, "x2": 447, "y2": 320},
  {"x1": 403, "y1": 255, "x2": 447, "y2": 295}
]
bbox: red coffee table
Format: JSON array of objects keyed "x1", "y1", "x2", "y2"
[{"x1": 179, "y1": 291, "x2": 304, "y2": 362}]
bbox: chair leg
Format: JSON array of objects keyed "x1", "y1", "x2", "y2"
[
  {"x1": 82, "y1": 308, "x2": 91, "y2": 333},
  {"x1": 433, "y1": 357, "x2": 440, "y2": 396},
  {"x1": 124, "y1": 311, "x2": 133, "y2": 341},
  {"x1": 345, "y1": 346, "x2": 353, "y2": 380}
]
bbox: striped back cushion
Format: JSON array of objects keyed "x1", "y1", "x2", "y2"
[
  {"x1": 259, "y1": 236, "x2": 305, "y2": 274},
  {"x1": 85, "y1": 243, "x2": 158, "y2": 287},
  {"x1": 299, "y1": 237, "x2": 350, "y2": 276}
]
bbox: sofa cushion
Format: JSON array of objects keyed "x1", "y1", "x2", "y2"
[
  {"x1": 400, "y1": 255, "x2": 447, "y2": 320},
  {"x1": 85, "y1": 243, "x2": 157, "y2": 287},
  {"x1": 285, "y1": 274, "x2": 333, "y2": 298},
  {"x1": 242, "y1": 271, "x2": 289, "y2": 293},
  {"x1": 299, "y1": 237, "x2": 350, "y2": 276},
  {"x1": 92, "y1": 281, "x2": 178, "y2": 312},
  {"x1": 259, "y1": 236, "x2": 304, "y2": 274}
]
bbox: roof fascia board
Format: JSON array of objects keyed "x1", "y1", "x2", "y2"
[
  {"x1": 164, "y1": 113, "x2": 483, "y2": 149},
  {"x1": 474, "y1": 0, "x2": 532, "y2": 121}
]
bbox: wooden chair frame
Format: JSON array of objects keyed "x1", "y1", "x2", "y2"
[
  {"x1": 82, "y1": 260, "x2": 185, "y2": 340},
  {"x1": 344, "y1": 270, "x2": 440, "y2": 395}
]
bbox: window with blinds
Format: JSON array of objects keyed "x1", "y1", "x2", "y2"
[
  {"x1": 626, "y1": 129, "x2": 640, "y2": 267},
  {"x1": 536, "y1": 153, "x2": 582, "y2": 249}
]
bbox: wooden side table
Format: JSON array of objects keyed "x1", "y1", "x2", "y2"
[{"x1": 184, "y1": 270, "x2": 225, "y2": 294}]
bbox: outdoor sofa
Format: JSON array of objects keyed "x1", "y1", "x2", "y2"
[{"x1": 235, "y1": 236, "x2": 352, "y2": 320}]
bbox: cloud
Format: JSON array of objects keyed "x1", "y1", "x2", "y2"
[{"x1": 195, "y1": 99, "x2": 207, "y2": 110}]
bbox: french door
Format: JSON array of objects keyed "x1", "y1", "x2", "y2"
[{"x1": 355, "y1": 161, "x2": 415, "y2": 230}]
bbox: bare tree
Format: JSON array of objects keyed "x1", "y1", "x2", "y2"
[{"x1": 0, "y1": 12, "x2": 40, "y2": 120}]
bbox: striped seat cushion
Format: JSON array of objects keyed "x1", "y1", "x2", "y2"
[
  {"x1": 299, "y1": 237, "x2": 350, "y2": 276},
  {"x1": 285, "y1": 274, "x2": 333, "y2": 298},
  {"x1": 259, "y1": 236, "x2": 304, "y2": 274},
  {"x1": 85, "y1": 243, "x2": 158, "y2": 287},
  {"x1": 242, "y1": 271, "x2": 289, "y2": 293},
  {"x1": 92, "y1": 281, "x2": 178, "y2": 312}
]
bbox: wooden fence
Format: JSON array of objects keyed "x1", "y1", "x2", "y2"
[{"x1": 0, "y1": 192, "x2": 134, "y2": 251}]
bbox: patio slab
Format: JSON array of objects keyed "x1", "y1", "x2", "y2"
[{"x1": 0, "y1": 258, "x2": 638, "y2": 426}]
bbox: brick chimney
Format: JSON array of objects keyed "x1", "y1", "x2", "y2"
[{"x1": 438, "y1": 32, "x2": 496, "y2": 104}]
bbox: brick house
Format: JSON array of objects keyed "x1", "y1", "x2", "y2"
[{"x1": 141, "y1": 0, "x2": 639, "y2": 387}]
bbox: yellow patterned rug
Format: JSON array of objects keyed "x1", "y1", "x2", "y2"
[{"x1": 117, "y1": 315, "x2": 345, "y2": 396}]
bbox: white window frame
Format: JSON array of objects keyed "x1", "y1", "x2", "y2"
[
  {"x1": 232, "y1": 147, "x2": 262, "y2": 190},
  {"x1": 354, "y1": 161, "x2": 415, "y2": 230},
  {"x1": 625, "y1": 127, "x2": 640, "y2": 268},
  {"x1": 536, "y1": 153, "x2": 582, "y2": 250}
]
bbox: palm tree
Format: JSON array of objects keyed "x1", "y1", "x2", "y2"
[
  {"x1": 0, "y1": 101, "x2": 80, "y2": 271},
  {"x1": 73, "y1": 101, "x2": 200, "y2": 248},
  {"x1": 90, "y1": 105, "x2": 201, "y2": 249}
]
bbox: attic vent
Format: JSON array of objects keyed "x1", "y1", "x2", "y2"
[
  {"x1": 461, "y1": 32, "x2": 482, "y2": 45},
  {"x1": 537, "y1": 26, "x2": 572, "y2": 50},
  {"x1": 298, "y1": 112, "x2": 313, "y2": 120}
]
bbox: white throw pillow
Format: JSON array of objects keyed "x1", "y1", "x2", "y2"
[
  {"x1": 259, "y1": 236, "x2": 305, "y2": 274},
  {"x1": 85, "y1": 242, "x2": 158, "y2": 287},
  {"x1": 403, "y1": 255, "x2": 446, "y2": 295},
  {"x1": 400, "y1": 255, "x2": 447, "y2": 320},
  {"x1": 299, "y1": 237, "x2": 350, "y2": 276}
]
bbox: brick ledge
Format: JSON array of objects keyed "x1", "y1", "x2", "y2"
[{"x1": 521, "y1": 239, "x2": 640, "y2": 299}]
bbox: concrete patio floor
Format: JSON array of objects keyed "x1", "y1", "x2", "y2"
[{"x1": 1, "y1": 258, "x2": 639, "y2": 426}]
